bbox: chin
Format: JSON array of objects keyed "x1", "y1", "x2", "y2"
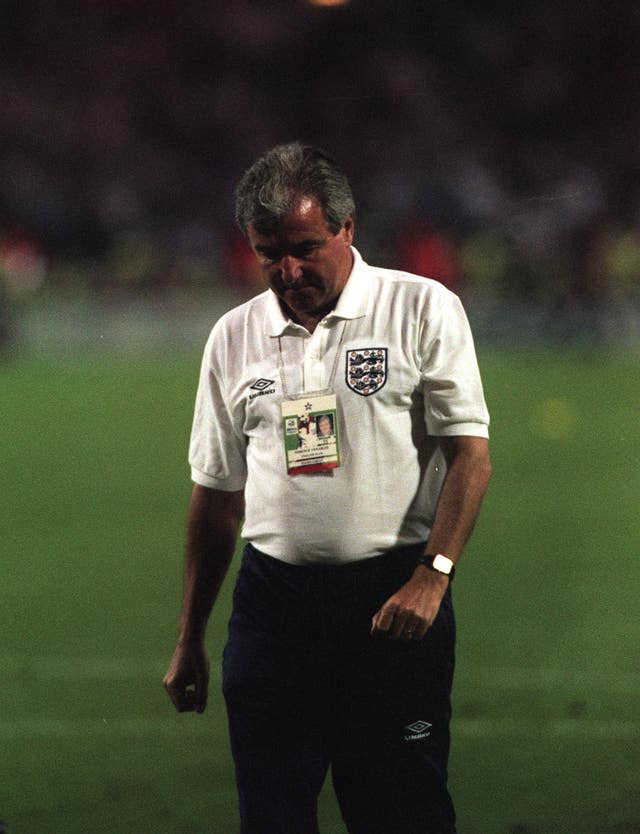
[{"x1": 286, "y1": 290, "x2": 320, "y2": 310}]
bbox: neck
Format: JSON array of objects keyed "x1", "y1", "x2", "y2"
[{"x1": 294, "y1": 313, "x2": 323, "y2": 334}]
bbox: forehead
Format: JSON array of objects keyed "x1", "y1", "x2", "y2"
[{"x1": 249, "y1": 196, "x2": 332, "y2": 244}]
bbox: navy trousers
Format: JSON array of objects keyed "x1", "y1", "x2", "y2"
[{"x1": 222, "y1": 543, "x2": 457, "y2": 834}]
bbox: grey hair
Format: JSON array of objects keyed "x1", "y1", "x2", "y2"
[{"x1": 235, "y1": 142, "x2": 355, "y2": 238}]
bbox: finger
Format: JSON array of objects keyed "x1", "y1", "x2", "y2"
[
  {"x1": 405, "y1": 621, "x2": 428, "y2": 641},
  {"x1": 164, "y1": 680, "x2": 196, "y2": 713},
  {"x1": 178, "y1": 695, "x2": 198, "y2": 713},
  {"x1": 171, "y1": 689, "x2": 196, "y2": 712},
  {"x1": 390, "y1": 610, "x2": 410, "y2": 641},
  {"x1": 413, "y1": 621, "x2": 430, "y2": 641},
  {"x1": 387, "y1": 607, "x2": 424, "y2": 641},
  {"x1": 194, "y1": 675, "x2": 209, "y2": 714},
  {"x1": 370, "y1": 603, "x2": 397, "y2": 635},
  {"x1": 399, "y1": 622, "x2": 417, "y2": 641}
]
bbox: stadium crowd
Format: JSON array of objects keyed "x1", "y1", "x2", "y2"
[{"x1": 1, "y1": 0, "x2": 639, "y2": 344}]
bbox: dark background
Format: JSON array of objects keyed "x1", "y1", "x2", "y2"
[{"x1": 2, "y1": 0, "x2": 639, "y2": 343}]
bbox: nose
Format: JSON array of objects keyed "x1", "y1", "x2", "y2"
[{"x1": 279, "y1": 256, "x2": 303, "y2": 284}]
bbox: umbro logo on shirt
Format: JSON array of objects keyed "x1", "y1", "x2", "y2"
[
  {"x1": 249, "y1": 379, "x2": 276, "y2": 400},
  {"x1": 251, "y1": 378, "x2": 275, "y2": 391}
]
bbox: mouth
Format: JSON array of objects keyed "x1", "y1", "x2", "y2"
[
  {"x1": 287, "y1": 284, "x2": 314, "y2": 294},
  {"x1": 282, "y1": 282, "x2": 318, "y2": 298},
  {"x1": 279, "y1": 285, "x2": 322, "y2": 315}
]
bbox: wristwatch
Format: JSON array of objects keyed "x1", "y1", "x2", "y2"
[{"x1": 417, "y1": 553, "x2": 456, "y2": 581}]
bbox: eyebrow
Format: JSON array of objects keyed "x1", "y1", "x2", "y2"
[{"x1": 255, "y1": 239, "x2": 327, "y2": 258}]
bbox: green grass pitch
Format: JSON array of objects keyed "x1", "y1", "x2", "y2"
[{"x1": 1, "y1": 347, "x2": 639, "y2": 834}]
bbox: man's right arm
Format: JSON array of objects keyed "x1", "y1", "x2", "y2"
[{"x1": 163, "y1": 484, "x2": 244, "y2": 714}]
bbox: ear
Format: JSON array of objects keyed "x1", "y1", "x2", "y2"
[{"x1": 342, "y1": 215, "x2": 355, "y2": 245}]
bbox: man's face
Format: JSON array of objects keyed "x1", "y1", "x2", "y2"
[
  {"x1": 246, "y1": 196, "x2": 354, "y2": 327},
  {"x1": 318, "y1": 416, "x2": 332, "y2": 437}
]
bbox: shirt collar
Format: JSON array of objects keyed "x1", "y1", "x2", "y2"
[{"x1": 264, "y1": 246, "x2": 370, "y2": 337}]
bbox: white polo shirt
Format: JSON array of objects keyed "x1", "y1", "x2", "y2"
[{"x1": 189, "y1": 247, "x2": 489, "y2": 564}]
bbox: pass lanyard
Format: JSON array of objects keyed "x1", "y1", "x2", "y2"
[{"x1": 277, "y1": 320, "x2": 348, "y2": 398}]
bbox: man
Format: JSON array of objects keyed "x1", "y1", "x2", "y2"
[
  {"x1": 317, "y1": 414, "x2": 334, "y2": 438},
  {"x1": 164, "y1": 142, "x2": 492, "y2": 834}
]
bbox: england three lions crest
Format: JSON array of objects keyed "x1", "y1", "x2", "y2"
[{"x1": 346, "y1": 348, "x2": 388, "y2": 396}]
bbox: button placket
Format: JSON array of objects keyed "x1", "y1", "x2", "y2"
[{"x1": 304, "y1": 327, "x2": 327, "y2": 392}]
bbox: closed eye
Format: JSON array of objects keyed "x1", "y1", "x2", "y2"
[
  {"x1": 255, "y1": 240, "x2": 325, "y2": 264},
  {"x1": 290, "y1": 242, "x2": 321, "y2": 259}
]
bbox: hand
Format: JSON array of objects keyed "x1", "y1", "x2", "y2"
[
  {"x1": 370, "y1": 566, "x2": 449, "y2": 641},
  {"x1": 163, "y1": 641, "x2": 210, "y2": 713}
]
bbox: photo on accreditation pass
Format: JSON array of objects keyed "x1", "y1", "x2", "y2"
[{"x1": 281, "y1": 398, "x2": 340, "y2": 476}]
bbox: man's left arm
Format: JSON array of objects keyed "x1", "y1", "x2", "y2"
[{"x1": 371, "y1": 435, "x2": 492, "y2": 641}]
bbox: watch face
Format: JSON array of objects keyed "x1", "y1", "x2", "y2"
[{"x1": 432, "y1": 553, "x2": 453, "y2": 574}]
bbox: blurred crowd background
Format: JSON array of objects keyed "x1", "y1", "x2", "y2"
[{"x1": 2, "y1": 0, "x2": 640, "y2": 350}]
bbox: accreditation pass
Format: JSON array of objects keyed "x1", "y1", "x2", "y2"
[{"x1": 281, "y1": 393, "x2": 341, "y2": 476}]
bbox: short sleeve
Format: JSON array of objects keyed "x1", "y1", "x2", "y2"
[
  {"x1": 188, "y1": 327, "x2": 248, "y2": 490},
  {"x1": 419, "y1": 288, "x2": 490, "y2": 438}
]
